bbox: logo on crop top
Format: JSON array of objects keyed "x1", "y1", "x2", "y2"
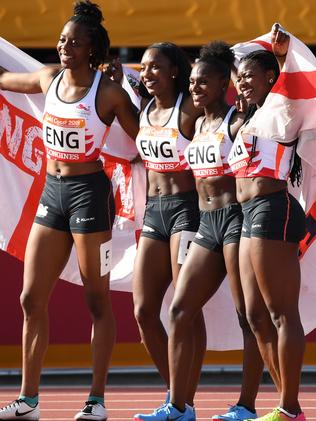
[{"x1": 76, "y1": 103, "x2": 91, "y2": 116}]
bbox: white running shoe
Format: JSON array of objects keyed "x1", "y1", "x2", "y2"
[
  {"x1": 0, "y1": 399, "x2": 39, "y2": 420},
  {"x1": 74, "y1": 401, "x2": 108, "y2": 420}
]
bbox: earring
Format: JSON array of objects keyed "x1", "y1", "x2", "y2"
[
  {"x1": 172, "y1": 75, "x2": 176, "y2": 79},
  {"x1": 269, "y1": 78, "x2": 274, "y2": 84}
]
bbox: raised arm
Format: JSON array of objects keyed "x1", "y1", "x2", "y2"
[
  {"x1": 0, "y1": 65, "x2": 60, "y2": 94},
  {"x1": 271, "y1": 23, "x2": 290, "y2": 70}
]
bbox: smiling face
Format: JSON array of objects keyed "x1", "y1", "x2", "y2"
[
  {"x1": 139, "y1": 48, "x2": 178, "y2": 96},
  {"x1": 189, "y1": 61, "x2": 227, "y2": 109},
  {"x1": 236, "y1": 60, "x2": 275, "y2": 107},
  {"x1": 57, "y1": 21, "x2": 92, "y2": 69}
]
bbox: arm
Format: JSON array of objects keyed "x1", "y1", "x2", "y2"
[
  {"x1": 271, "y1": 23, "x2": 290, "y2": 70},
  {"x1": 109, "y1": 83, "x2": 139, "y2": 140},
  {"x1": 181, "y1": 96, "x2": 204, "y2": 139},
  {"x1": 0, "y1": 65, "x2": 60, "y2": 94}
]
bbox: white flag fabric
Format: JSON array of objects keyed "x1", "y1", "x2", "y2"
[{"x1": 232, "y1": 27, "x2": 316, "y2": 335}]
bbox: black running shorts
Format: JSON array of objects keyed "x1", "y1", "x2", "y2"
[
  {"x1": 241, "y1": 189, "x2": 306, "y2": 243},
  {"x1": 193, "y1": 203, "x2": 243, "y2": 253},
  {"x1": 141, "y1": 190, "x2": 200, "y2": 242},
  {"x1": 34, "y1": 171, "x2": 115, "y2": 233}
]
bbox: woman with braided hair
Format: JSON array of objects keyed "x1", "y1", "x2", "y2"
[
  {"x1": 228, "y1": 24, "x2": 306, "y2": 420},
  {"x1": 0, "y1": 1, "x2": 138, "y2": 420}
]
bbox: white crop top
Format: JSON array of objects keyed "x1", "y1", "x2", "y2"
[
  {"x1": 135, "y1": 93, "x2": 191, "y2": 172},
  {"x1": 184, "y1": 106, "x2": 235, "y2": 178},
  {"x1": 227, "y1": 126, "x2": 294, "y2": 180},
  {"x1": 43, "y1": 70, "x2": 110, "y2": 162}
]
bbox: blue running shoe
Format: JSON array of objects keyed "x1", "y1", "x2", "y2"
[
  {"x1": 134, "y1": 402, "x2": 194, "y2": 421},
  {"x1": 133, "y1": 391, "x2": 170, "y2": 421},
  {"x1": 212, "y1": 404, "x2": 257, "y2": 420}
]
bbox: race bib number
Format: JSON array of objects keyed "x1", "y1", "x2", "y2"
[
  {"x1": 177, "y1": 230, "x2": 195, "y2": 264},
  {"x1": 100, "y1": 240, "x2": 112, "y2": 276}
]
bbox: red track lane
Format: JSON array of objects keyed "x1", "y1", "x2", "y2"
[{"x1": 0, "y1": 386, "x2": 315, "y2": 420}]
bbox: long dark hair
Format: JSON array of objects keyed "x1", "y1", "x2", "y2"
[
  {"x1": 69, "y1": 0, "x2": 110, "y2": 69},
  {"x1": 146, "y1": 42, "x2": 192, "y2": 97}
]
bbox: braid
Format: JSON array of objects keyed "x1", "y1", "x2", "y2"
[
  {"x1": 289, "y1": 142, "x2": 302, "y2": 187},
  {"x1": 243, "y1": 104, "x2": 258, "y2": 173},
  {"x1": 70, "y1": 1, "x2": 110, "y2": 68}
]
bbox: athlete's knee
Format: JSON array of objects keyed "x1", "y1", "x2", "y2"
[
  {"x1": 268, "y1": 307, "x2": 301, "y2": 331},
  {"x1": 133, "y1": 301, "x2": 160, "y2": 328},
  {"x1": 246, "y1": 308, "x2": 272, "y2": 336},
  {"x1": 85, "y1": 290, "x2": 109, "y2": 320},
  {"x1": 236, "y1": 308, "x2": 252, "y2": 334},
  {"x1": 20, "y1": 290, "x2": 47, "y2": 318},
  {"x1": 169, "y1": 301, "x2": 192, "y2": 328}
]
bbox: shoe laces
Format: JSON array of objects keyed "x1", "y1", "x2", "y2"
[
  {"x1": 82, "y1": 401, "x2": 102, "y2": 414},
  {"x1": 1, "y1": 399, "x2": 27, "y2": 410},
  {"x1": 153, "y1": 403, "x2": 168, "y2": 415}
]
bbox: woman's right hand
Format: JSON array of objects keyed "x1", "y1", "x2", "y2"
[{"x1": 271, "y1": 23, "x2": 290, "y2": 58}]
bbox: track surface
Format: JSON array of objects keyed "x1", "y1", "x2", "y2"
[{"x1": 0, "y1": 386, "x2": 315, "y2": 420}]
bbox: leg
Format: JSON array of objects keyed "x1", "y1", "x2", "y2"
[
  {"x1": 239, "y1": 237, "x2": 281, "y2": 391},
  {"x1": 73, "y1": 230, "x2": 115, "y2": 397},
  {"x1": 250, "y1": 238, "x2": 305, "y2": 413},
  {"x1": 224, "y1": 242, "x2": 264, "y2": 412},
  {"x1": 21, "y1": 223, "x2": 73, "y2": 396},
  {"x1": 169, "y1": 242, "x2": 226, "y2": 409},
  {"x1": 133, "y1": 236, "x2": 172, "y2": 386}
]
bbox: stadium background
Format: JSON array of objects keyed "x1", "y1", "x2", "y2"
[{"x1": 0, "y1": 0, "x2": 315, "y2": 369}]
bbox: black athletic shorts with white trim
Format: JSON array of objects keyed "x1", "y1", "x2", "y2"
[
  {"x1": 141, "y1": 190, "x2": 200, "y2": 242},
  {"x1": 241, "y1": 189, "x2": 306, "y2": 243},
  {"x1": 193, "y1": 203, "x2": 242, "y2": 253},
  {"x1": 34, "y1": 171, "x2": 115, "y2": 233}
]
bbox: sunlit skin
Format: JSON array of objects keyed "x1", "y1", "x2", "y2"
[
  {"x1": 236, "y1": 25, "x2": 306, "y2": 416},
  {"x1": 235, "y1": 61, "x2": 275, "y2": 107},
  {"x1": 188, "y1": 61, "x2": 243, "y2": 210},
  {"x1": 57, "y1": 21, "x2": 92, "y2": 70},
  {"x1": 140, "y1": 48, "x2": 178, "y2": 100},
  {"x1": 0, "y1": 10, "x2": 140, "y2": 409},
  {"x1": 189, "y1": 62, "x2": 227, "y2": 110}
]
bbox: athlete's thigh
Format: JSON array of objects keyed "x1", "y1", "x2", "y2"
[
  {"x1": 172, "y1": 242, "x2": 226, "y2": 317},
  {"x1": 239, "y1": 237, "x2": 266, "y2": 315},
  {"x1": 133, "y1": 236, "x2": 172, "y2": 311},
  {"x1": 170, "y1": 230, "x2": 198, "y2": 285},
  {"x1": 72, "y1": 230, "x2": 112, "y2": 292},
  {"x1": 170, "y1": 231, "x2": 182, "y2": 285},
  {"x1": 223, "y1": 242, "x2": 244, "y2": 312},
  {"x1": 250, "y1": 238, "x2": 301, "y2": 312},
  {"x1": 23, "y1": 223, "x2": 73, "y2": 299}
]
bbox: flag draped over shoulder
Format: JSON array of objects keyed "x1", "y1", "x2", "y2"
[{"x1": 232, "y1": 26, "x2": 316, "y2": 335}]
